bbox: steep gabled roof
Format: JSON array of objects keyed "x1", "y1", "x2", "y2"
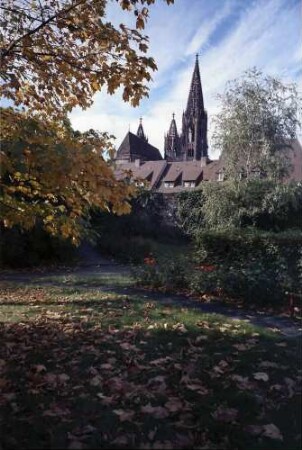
[
  {"x1": 115, "y1": 160, "x2": 167, "y2": 189},
  {"x1": 162, "y1": 161, "x2": 203, "y2": 182},
  {"x1": 116, "y1": 132, "x2": 163, "y2": 161}
]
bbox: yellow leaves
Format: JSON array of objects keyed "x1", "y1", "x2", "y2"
[
  {"x1": 1, "y1": 109, "x2": 135, "y2": 241},
  {"x1": 0, "y1": 0, "x2": 173, "y2": 116},
  {"x1": 91, "y1": 80, "x2": 100, "y2": 91},
  {"x1": 44, "y1": 215, "x2": 55, "y2": 223},
  {"x1": 13, "y1": 172, "x2": 22, "y2": 181}
]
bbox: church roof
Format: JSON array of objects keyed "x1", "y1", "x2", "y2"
[
  {"x1": 162, "y1": 161, "x2": 203, "y2": 182},
  {"x1": 115, "y1": 160, "x2": 167, "y2": 189},
  {"x1": 116, "y1": 132, "x2": 163, "y2": 162}
]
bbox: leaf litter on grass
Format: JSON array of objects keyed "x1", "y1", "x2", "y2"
[{"x1": 0, "y1": 284, "x2": 301, "y2": 449}]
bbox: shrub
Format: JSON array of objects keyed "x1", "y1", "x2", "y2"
[
  {"x1": 134, "y1": 229, "x2": 302, "y2": 305},
  {"x1": 97, "y1": 235, "x2": 153, "y2": 264},
  {"x1": 192, "y1": 228, "x2": 302, "y2": 303},
  {"x1": 176, "y1": 180, "x2": 302, "y2": 234},
  {"x1": 133, "y1": 256, "x2": 190, "y2": 291},
  {"x1": 0, "y1": 225, "x2": 77, "y2": 268}
]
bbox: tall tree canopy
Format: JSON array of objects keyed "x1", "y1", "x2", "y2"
[
  {"x1": 1, "y1": 109, "x2": 136, "y2": 243},
  {"x1": 213, "y1": 68, "x2": 301, "y2": 180},
  {"x1": 1, "y1": 0, "x2": 173, "y2": 115},
  {"x1": 0, "y1": 0, "x2": 173, "y2": 242}
]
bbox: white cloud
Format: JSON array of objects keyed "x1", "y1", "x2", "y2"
[{"x1": 70, "y1": 0, "x2": 301, "y2": 159}]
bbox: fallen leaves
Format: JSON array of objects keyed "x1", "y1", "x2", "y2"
[
  {"x1": 113, "y1": 409, "x2": 136, "y2": 422},
  {"x1": 141, "y1": 403, "x2": 169, "y2": 419},
  {"x1": 262, "y1": 424, "x2": 284, "y2": 441},
  {"x1": 212, "y1": 407, "x2": 238, "y2": 423},
  {"x1": 0, "y1": 284, "x2": 300, "y2": 449},
  {"x1": 253, "y1": 372, "x2": 269, "y2": 382}
]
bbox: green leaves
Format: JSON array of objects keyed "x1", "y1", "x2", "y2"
[{"x1": 213, "y1": 68, "x2": 300, "y2": 180}]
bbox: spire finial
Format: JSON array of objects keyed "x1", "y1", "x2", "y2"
[
  {"x1": 139, "y1": 116, "x2": 142, "y2": 125},
  {"x1": 196, "y1": 53, "x2": 199, "y2": 61},
  {"x1": 172, "y1": 112, "x2": 175, "y2": 119}
]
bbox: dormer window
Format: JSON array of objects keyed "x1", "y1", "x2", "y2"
[
  {"x1": 164, "y1": 181, "x2": 174, "y2": 188},
  {"x1": 184, "y1": 181, "x2": 196, "y2": 188}
]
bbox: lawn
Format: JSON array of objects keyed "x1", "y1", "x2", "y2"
[{"x1": 0, "y1": 282, "x2": 301, "y2": 449}]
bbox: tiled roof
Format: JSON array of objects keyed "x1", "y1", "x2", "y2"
[
  {"x1": 161, "y1": 161, "x2": 204, "y2": 183},
  {"x1": 115, "y1": 139, "x2": 302, "y2": 192},
  {"x1": 115, "y1": 160, "x2": 167, "y2": 189},
  {"x1": 116, "y1": 132, "x2": 163, "y2": 162}
]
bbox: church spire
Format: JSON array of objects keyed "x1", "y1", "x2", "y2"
[
  {"x1": 136, "y1": 117, "x2": 148, "y2": 142},
  {"x1": 164, "y1": 113, "x2": 180, "y2": 160},
  {"x1": 186, "y1": 54, "x2": 204, "y2": 113},
  {"x1": 181, "y1": 56, "x2": 208, "y2": 160}
]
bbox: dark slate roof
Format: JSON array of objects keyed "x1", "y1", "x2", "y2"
[{"x1": 116, "y1": 132, "x2": 163, "y2": 161}]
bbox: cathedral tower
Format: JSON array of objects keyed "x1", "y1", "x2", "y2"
[
  {"x1": 164, "y1": 56, "x2": 208, "y2": 161},
  {"x1": 181, "y1": 55, "x2": 208, "y2": 160}
]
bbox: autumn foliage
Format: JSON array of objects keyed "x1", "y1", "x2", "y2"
[
  {"x1": 0, "y1": 0, "x2": 174, "y2": 241},
  {"x1": 0, "y1": 109, "x2": 136, "y2": 242}
]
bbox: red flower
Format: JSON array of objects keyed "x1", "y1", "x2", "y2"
[
  {"x1": 144, "y1": 255, "x2": 156, "y2": 266},
  {"x1": 195, "y1": 264, "x2": 216, "y2": 273}
]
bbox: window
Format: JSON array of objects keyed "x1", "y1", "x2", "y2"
[
  {"x1": 187, "y1": 147, "x2": 194, "y2": 158},
  {"x1": 135, "y1": 181, "x2": 145, "y2": 187},
  {"x1": 164, "y1": 182, "x2": 174, "y2": 188},
  {"x1": 184, "y1": 181, "x2": 195, "y2": 188},
  {"x1": 218, "y1": 171, "x2": 224, "y2": 181}
]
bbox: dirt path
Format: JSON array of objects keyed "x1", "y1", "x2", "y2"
[{"x1": 1, "y1": 244, "x2": 301, "y2": 338}]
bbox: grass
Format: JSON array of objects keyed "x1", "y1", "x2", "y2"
[
  {"x1": 38, "y1": 272, "x2": 134, "y2": 288},
  {"x1": 0, "y1": 282, "x2": 301, "y2": 450}
]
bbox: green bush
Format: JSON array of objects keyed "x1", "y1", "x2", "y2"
[
  {"x1": 133, "y1": 257, "x2": 190, "y2": 290},
  {"x1": 192, "y1": 228, "x2": 302, "y2": 303},
  {"x1": 97, "y1": 235, "x2": 152, "y2": 264},
  {"x1": 134, "y1": 229, "x2": 302, "y2": 305},
  {"x1": 176, "y1": 180, "x2": 302, "y2": 234}
]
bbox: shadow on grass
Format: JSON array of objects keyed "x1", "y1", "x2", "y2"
[{"x1": 0, "y1": 312, "x2": 300, "y2": 450}]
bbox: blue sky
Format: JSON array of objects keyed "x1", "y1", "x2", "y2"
[{"x1": 70, "y1": 0, "x2": 301, "y2": 158}]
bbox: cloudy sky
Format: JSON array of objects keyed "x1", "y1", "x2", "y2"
[{"x1": 70, "y1": 0, "x2": 301, "y2": 158}]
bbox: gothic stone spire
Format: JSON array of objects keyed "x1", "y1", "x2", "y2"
[
  {"x1": 137, "y1": 117, "x2": 148, "y2": 142},
  {"x1": 164, "y1": 113, "x2": 181, "y2": 160},
  {"x1": 186, "y1": 54, "x2": 204, "y2": 114},
  {"x1": 182, "y1": 55, "x2": 208, "y2": 160}
]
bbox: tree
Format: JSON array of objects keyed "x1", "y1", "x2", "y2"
[
  {"x1": 0, "y1": 0, "x2": 174, "y2": 242},
  {"x1": 1, "y1": 109, "x2": 136, "y2": 243},
  {"x1": 213, "y1": 68, "x2": 301, "y2": 180},
  {"x1": 0, "y1": 0, "x2": 173, "y2": 116}
]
